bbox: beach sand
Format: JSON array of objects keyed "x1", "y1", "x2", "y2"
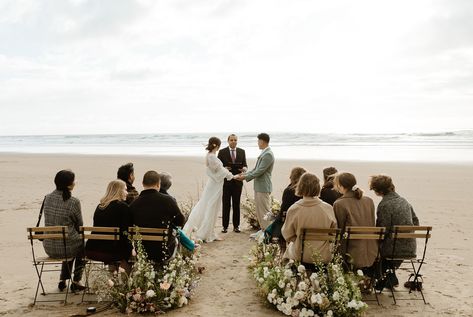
[{"x1": 0, "y1": 153, "x2": 472, "y2": 316}]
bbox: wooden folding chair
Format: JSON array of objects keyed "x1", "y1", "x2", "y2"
[
  {"x1": 27, "y1": 226, "x2": 70, "y2": 305},
  {"x1": 345, "y1": 226, "x2": 386, "y2": 305},
  {"x1": 128, "y1": 227, "x2": 169, "y2": 263},
  {"x1": 79, "y1": 226, "x2": 120, "y2": 302},
  {"x1": 300, "y1": 228, "x2": 340, "y2": 270},
  {"x1": 385, "y1": 225, "x2": 432, "y2": 304}
]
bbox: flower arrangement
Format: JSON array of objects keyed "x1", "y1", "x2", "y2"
[
  {"x1": 248, "y1": 241, "x2": 367, "y2": 317},
  {"x1": 178, "y1": 197, "x2": 196, "y2": 220},
  {"x1": 90, "y1": 234, "x2": 200, "y2": 314},
  {"x1": 242, "y1": 195, "x2": 281, "y2": 230}
]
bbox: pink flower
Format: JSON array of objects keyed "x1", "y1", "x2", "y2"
[
  {"x1": 107, "y1": 279, "x2": 114, "y2": 287},
  {"x1": 132, "y1": 293, "x2": 142, "y2": 301},
  {"x1": 131, "y1": 249, "x2": 137, "y2": 257},
  {"x1": 160, "y1": 282, "x2": 171, "y2": 290}
]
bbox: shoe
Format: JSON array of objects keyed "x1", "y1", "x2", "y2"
[
  {"x1": 374, "y1": 279, "x2": 386, "y2": 292},
  {"x1": 404, "y1": 281, "x2": 423, "y2": 291},
  {"x1": 58, "y1": 280, "x2": 66, "y2": 292},
  {"x1": 233, "y1": 228, "x2": 241, "y2": 233},
  {"x1": 387, "y1": 273, "x2": 399, "y2": 288},
  {"x1": 221, "y1": 228, "x2": 228, "y2": 233},
  {"x1": 70, "y1": 282, "x2": 86, "y2": 292}
]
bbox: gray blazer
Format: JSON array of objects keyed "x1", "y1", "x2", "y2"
[
  {"x1": 245, "y1": 147, "x2": 274, "y2": 193},
  {"x1": 376, "y1": 192, "x2": 419, "y2": 258},
  {"x1": 42, "y1": 190, "x2": 84, "y2": 258}
]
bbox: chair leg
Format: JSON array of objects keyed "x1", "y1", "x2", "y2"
[{"x1": 33, "y1": 262, "x2": 46, "y2": 305}]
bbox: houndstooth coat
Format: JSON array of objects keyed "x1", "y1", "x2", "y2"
[{"x1": 42, "y1": 190, "x2": 84, "y2": 258}]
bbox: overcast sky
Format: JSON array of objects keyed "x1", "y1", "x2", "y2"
[{"x1": 1, "y1": 0, "x2": 472, "y2": 135}]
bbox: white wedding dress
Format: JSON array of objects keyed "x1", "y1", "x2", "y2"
[{"x1": 183, "y1": 152, "x2": 233, "y2": 242}]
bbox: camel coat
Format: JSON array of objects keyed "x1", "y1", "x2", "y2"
[
  {"x1": 333, "y1": 192, "x2": 378, "y2": 268},
  {"x1": 282, "y1": 197, "x2": 337, "y2": 264}
]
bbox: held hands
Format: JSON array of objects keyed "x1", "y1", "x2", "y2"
[{"x1": 233, "y1": 173, "x2": 245, "y2": 181}]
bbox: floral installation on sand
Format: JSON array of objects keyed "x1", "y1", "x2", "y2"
[
  {"x1": 90, "y1": 233, "x2": 200, "y2": 314},
  {"x1": 248, "y1": 241, "x2": 367, "y2": 317},
  {"x1": 242, "y1": 195, "x2": 281, "y2": 230}
]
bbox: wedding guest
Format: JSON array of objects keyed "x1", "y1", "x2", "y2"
[
  {"x1": 236, "y1": 133, "x2": 274, "y2": 230},
  {"x1": 282, "y1": 173, "x2": 337, "y2": 264},
  {"x1": 42, "y1": 170, "x2": 85, "y2": 292},
  {"x1": 117, "y1": 162, "x2": 139, "y2": 204},
  {"x1": 159, "y1": 172, "x2": 176, "y2": 201},
  {"x1": 266, "y1": 167, "x2": 306, "y2": 242},
  {"x1": 85, "y1": 180, "x2": 132, "y2": 271},
  {"x1": 319, "y1": 167, "x2": 342, "y2": 205},
  {"x1": 369, "y1": 174, "x2": 419, "y2": 290},
  {"x1": 218, "y1": 134, "x2": 247, "y2": 233},
  {"x1": 333, "y1": 172, "x2": 377, "y2": 269},
  {"x1": 130, "y1": 171, "x2": 185, "y2": 263}
]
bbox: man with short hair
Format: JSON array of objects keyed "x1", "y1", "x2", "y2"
[
  {"x1": 130, "y1": 170, "x2": 185, "y2": 263},
  {"x1": 236, "y1": 133, "x2": 274, "y2": 230},
  {"x1": 218, "y1": 134, "x2": 247, "y2": 233},
  {"x1": 117, "y1": 163, "x2": 139, "y2": 204}
]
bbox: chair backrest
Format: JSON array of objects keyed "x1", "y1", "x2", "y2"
[
  {"x1": 345, "y1": 226, "x2": 386, "y2": 240},
  {"x1": 27, "y1": 226, "x2": 68, "y2": 241},
  {"x1": 79, "y1": 226, "x2": 120, "y2": 241},
  {"x1": 392, "y1": 226, "x2": 432, "y2": 259},
  {"x1": 128, "y1": 226, "x2": 168, "y2": 242},
  {"x1": 300, "y1": 228, "x2": 340, "y2": 262}
]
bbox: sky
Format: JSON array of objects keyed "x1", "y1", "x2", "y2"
[{"x1": 0, "y1": 0, "x2": 472, "y2": 135}]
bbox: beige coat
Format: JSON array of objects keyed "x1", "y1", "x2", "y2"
[
  {"x1": 282, "y1": 197, "x2": 337, "y2": 264},
  {"x1": 333, "y1": 192, "x2": 378, "y2": 268}
]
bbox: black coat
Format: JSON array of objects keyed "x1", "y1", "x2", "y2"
[
  {"x1": 320, "y1": 184, "x2": 342, "y2": 206},
  {"x1": 130, "y1": 189, "x2": 185, "y2": 262},
  {"x1": 85, "y1": 200, "x2": 132, "y2": 262},
  {"x1": 218, "y1": 146, "x2": 247, "y2": 177}
]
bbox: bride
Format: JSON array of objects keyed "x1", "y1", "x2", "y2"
[{"x1": 183, "y1": 137, "x2": 234, "y2": 242}]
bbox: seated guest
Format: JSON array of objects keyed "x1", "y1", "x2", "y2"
[
  {"x1": 159, "y1": 172, "x2": 175, "y2": 201},
  {"x1": 320, "y1": 167, "x2": 342, "y2": 205},
  {"x1": 117, "y1": 162, "x2": 139, "y2": 204},
  {"x1": 85, "y1": 180, "x2": 132, "y2": 271},
  {"x1": 369, "y1": 174, "x2": 420, "y2": 290},
  {"x1": 282, "y1": 172, "x2": 337, "y2": 264},
  {"x1": 43, "y1": 170, "x2": 85, "y2": 292},
  {"x1": 130, "y1": 171, "x2": 185, "y2": 263},
  {"x1": 333, "y1": 172, "x2": 377, "y2": 270},
  {"x1": 265, "y1": 167, "x2": 306, "y2": 242}
]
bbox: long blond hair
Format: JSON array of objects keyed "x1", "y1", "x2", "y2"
[{"x1": 99, "y1": 179, "x2": 127, "y2": 209}]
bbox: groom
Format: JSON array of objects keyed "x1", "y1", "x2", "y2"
[
  {"x1": 218, "y1": 134, "x2": 247, "y2": 233},
  {"x1": 235, "y1": 133, "x2": 274, "y2": 230}
]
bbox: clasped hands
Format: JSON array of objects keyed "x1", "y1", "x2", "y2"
[{"x1": 233, "y1": 173, "x2": 246, "y2": 181}]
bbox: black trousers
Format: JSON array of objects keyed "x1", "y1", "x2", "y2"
[{"x1": 222, "y1": 180, "x2": 243, "y2": 229}]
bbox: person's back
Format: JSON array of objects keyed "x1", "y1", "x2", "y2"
[
  {"x1": 130, "y1": 171, "x2": 185, "y2": 263},
  {"x1": 43, "y1": 189, "x2": 83, "y2": 258},
  {"x1": 333, "y1": 193, "x2": 377, "y2": 268}
]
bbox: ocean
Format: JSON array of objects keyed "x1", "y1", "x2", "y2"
[{"x1": 1, "y1": 131, "x2": 473, "y2": 162}]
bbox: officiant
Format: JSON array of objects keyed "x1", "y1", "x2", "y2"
[{"x1": 218, "y1": 134, "x2": 247, "y2": 233}]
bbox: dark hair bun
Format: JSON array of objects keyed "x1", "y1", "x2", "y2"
[{"x1": 205, "y1": 137, "x2": 221, "y2": 152}]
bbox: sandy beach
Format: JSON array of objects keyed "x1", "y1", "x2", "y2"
[{"x1": 1, "y1": 153, "x2": 472, "y2": 316}]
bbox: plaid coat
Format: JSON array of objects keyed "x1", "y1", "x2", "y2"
[{"x1": 42, "y1": 190, "x2": 84, "y2": 258}]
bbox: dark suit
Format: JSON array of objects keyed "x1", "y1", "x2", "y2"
[
  {"x1": 130, "y1": 189, "x2": 185, "y2": 263},
  {"x1": 217, "y1": 146, "x2": 247, "y2": 230}
]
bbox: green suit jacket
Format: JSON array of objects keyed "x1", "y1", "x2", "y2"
[{"x1": 245, "y1": 147, "x2": 274, "y2": 193}]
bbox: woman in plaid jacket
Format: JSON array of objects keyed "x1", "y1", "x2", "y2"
[{"x1": 42, "y1": 170, "x2": 85, "y2": 292}]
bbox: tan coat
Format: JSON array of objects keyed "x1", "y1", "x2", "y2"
[
  {"x1": 333, "y1": 192, "x2": 377, "y2": 268},
  {"x1": 282, "y1": 197, "x2": 337, "y2": 264}
]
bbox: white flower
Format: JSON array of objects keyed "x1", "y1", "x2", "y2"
[
  {"x1": 298, "y1": 281, "x2": 307, "y2": 291},
  {"x1": 327, "y1": 310, "x2": 333, "y2": 316},
  {"x1": 294, "y1": 291, "x2": 305, "y2": 300},
  {"x1": 311, "y1": 293, "x2": 323, "y2": 305},
  {"x1": 357, "y1": 269, "x2": 364, "y2": 276},
  {"x1": 297, "y1": 265, "x2": 306, "y2": 273},
  {"x1": 145, "y1": 290, "x2": 156, "y2": 298},
  {"x1": 118, "y1": 267, "x2": 125, "y2": 274},
  {"x1": 107, "y1": 279, "x2": 114, "y2": 287},
  {"x1": 284, "y1": 269, "x2": 293, "y2": 278},
  {"x1": 332, "y1": 291, "x2": 340, "y2": 301},
  {"x1": 178, "y1": 296, "x2": 188, "y2": 307},
  {"x1": 278, "y1": 280, "x2": 286, "y2": 288},
  {"x1": 258, "y1": 277, "x2": 264, "y2": 283},
  {"x1": 337, "y1": 277, "x2": 345, "y2": 284}
]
